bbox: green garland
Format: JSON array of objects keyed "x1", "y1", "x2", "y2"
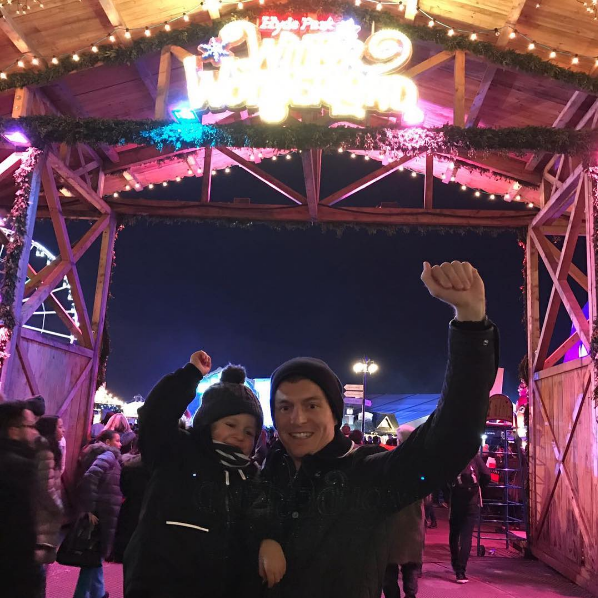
[
  {"x1": 1, "y1": 1, "x2": 598, "y2": 95},
  {"x1": 1, "y1": 116, "x2": 595, "y2": 161}
]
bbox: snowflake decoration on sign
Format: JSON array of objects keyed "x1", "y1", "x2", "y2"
[{"x1": 198, "y1": 37, "x2": 232, "y2": 65}]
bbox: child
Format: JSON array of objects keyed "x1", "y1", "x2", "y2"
[{"x1": 124, "y1": 351, "x2": 285, "y2": 598}]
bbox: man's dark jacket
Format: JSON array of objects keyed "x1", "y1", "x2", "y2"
[
  {"x1": 259, "y1": 321, "x2": 498, "y2": 598},
  {"x1": 123, "y1": 364, "x2": 263, "y2": 598},
  {"x1": 0, "y1": 438, "x2": 40, "y2": 598}
]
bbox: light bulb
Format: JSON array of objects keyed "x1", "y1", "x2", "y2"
[
  {"x1": 113, "y1": 192, "x2": 119, "y2": 198},
  {"x1": 212, "y1": 169, "x2": 217, "y2": 175},
  {"x1": 183, "y1": 12, "x2": 189, "y2": 21},
  {"x1": 351, "y1": 153, "x2": 356, "y2": 159},
  {"x1": 376, "y1": 2, "x2": 382, "y2": 11},
  {"x1": 51, "y1": 56, "x2": 58, "y2": 64},
  {"x1": 428, "y1": 19, "x2": 434, "y2": 27},
  {"x1": 549, "y1": 50, "x2": 556, "y2": 59},
  {"x1": 411, "y1": 171, "x2": 417, "y2": 177},
  {"x1": 148, "y1": 183, "x2": 154, "y2": 189},
  {"x1": 31, "y1": 57, "x2": 39, "y2": 65},
  {"x1": 474, "y1": 191, "x2": 481, "y2": 197},
  {"x1": 515, "y1": 194, "x2": 521, "y2": 201},
  {"x1": 489, "y1": 194, "x2": 495, "y2": 200},
  {"x1": 461, "y1": 184, "x2": 467, "y2": 190},
  {"x1": 595, "y1": 58, "x2": 598, "y2": 67},
  {"x1": 399, "y1": 1, "x2": 404, "y2": 10},
  {"x1": 109, "y1": 34, "x2": 116, "y2": 43},
  {"x1": 237, "y1": 1, "x2": 243, "y2": 7},
  {"x1": 527, "y1": 202, "x2": 534, "y2": 208},
  {"x1": 338, "y1": 147, "x2": 344, "y2": 153},
  {"x1": 528, "y1": 42, "x2": 535, "y2": 50},
  {"x1": 125, "y1": 29, "x2": 131, "y2": 39},
  {"x1": 398, "y1": 165, "x2": 404, "y2": 171},
  {"x1": 272, "y1": 156, "x2": 278, "y2": 161},
  {"x1": 448, "y1": 29, "x2": 455, "y2": 36},
  {"x1": 0, "y1": 72, "x2": 6, "y2": 79},
  {"x1": 355, "y1": 0, "x2": 361, "y2": 5},
  {"x1": 187, "y1": 168, "x2": 193, "y2": 175},
  {"x1": 72, "y1": 53, "x2": 80, "y2": 61},
  {"x1": 144, "y1": 27, "x2": 151, "y2": 37},
  {"x1": 504, "y1": 193, "x2": 510, "y2": 200},
  {"x1": 162, "y1": 181, "x2": 168, "y2": 186},
  {"x1": 17, "y1": 60, "x2": 25, "y2": 68},
  {"x1": 124, "y1": 184, "x2": 131, "y2": 191},
  {"x1": 135, "y1": 183, "x2": 141, "y2": 189},
  {"x1": 364, "y1": 155, "x2": 370, "y2": 161},
  {"x1": 450, "y1": 176, "x2": 456, "y2": 182},
  {"x1": 91, "y1": 45, "x2": 98, "y2": 53},
  {"x1": 470, "y1": 33, "x2": 477, "y2": 40},
  {"x1": 286, "y1": 154, "x2": 292, "y2": 160},
  {"x1": 258, "y1": 0, "x2": 264, "y2": 4},
  {"x1": 509, "y1": 31, "x2": 516, "y2": 39},
  {"x1": 225, "y1": 167, "x2": 231, "y2": 173},
  {"x1": 572, "y1": 55, "x2": 579, "y2": 65},
  {"x1": 176, "y1": 176, "x2": 181, "y2": 182},
  {"x1": 164, "y1": 22, "x2": 171, "y2": 31}
]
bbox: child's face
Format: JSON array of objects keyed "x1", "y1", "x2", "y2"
[{"x1": 211, "y1": 413, "x2": 257, "y2": 456}]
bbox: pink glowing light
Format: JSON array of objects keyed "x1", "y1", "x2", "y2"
[
  {"x1": 402, "y1": 106, "x2": 425, "y2": 126},
  {"x1": 3, "y1": 130, "x2": 30, "y2": 146}
]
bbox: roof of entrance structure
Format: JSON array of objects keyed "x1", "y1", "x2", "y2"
[{"x1": 0, "y1": 0, "x2": 595, "y2": 217}]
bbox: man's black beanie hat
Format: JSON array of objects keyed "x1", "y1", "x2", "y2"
[
  {"x1": 270, "y1": 357, "x2": 344, "y2": 427},
  {"x1": 193, "y1": 365, "x2": 263, "y2": 437}
]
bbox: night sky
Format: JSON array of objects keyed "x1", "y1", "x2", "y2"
[{"x1": 32, "y1": 153, "x2": 581, "y2": 404}]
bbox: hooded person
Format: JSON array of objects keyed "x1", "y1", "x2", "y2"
[
  {"x1": 124, "y1": 354, "x2": 285, "y2": 598},
  {"x1": 257, "y1": 260, "x2": 498, "y2": 598}
]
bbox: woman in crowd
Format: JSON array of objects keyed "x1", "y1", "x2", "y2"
[
  {"x1": 103, "y1": 413, "x2": 136, "y2": 454},
  {"x1": 73, "y1": 429, "x2": 122, "y2": 598},
  {"x1": 34, "y1": 416, "x2": 65, "y2": 597}
]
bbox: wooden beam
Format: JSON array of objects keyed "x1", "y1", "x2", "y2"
[
  {"x1": 48, "y1": 152, "x2": 111, "y2": 214},
  {"x1": 0, "y1": 7, "x2": 46, "y2": 62},
  {"x1": 321, "y1": 154, "x2": 416, "y2": 206},
  {"x1": 16, "y1": 341, "x2": 40, "y2": 396},
  {"x1": 155, "y1": 46, "x2": 172, "y2": 120},
  {"x1": 201, "y1": 147, "x2": 213, "y2": 203},
  {"x1": 525, "y1": 92, "x2": 588, "y2": 171},
  {"x1": 42, "y1": 161, "x2": 94, "y2": 348},
  {"x1": 544, "y1": 330, "x2": 580, "y2": 369},
  {"x1": 0, "y1": 153, "x2": 45, "y2": 392},
  {"x1": 454, "y1": 51, "x2": 465, "y2": 127},
  {"x1": 402, "y1": 51, "x2": 455, "y2": 79},
  {"x1": 186, "y1": 154, "x2": 202, "y2": 176},
  {"x1": 424, "y1": 154, "x2": 434, "y2": 209},
  {"x1": 532, "y1": 165, "x2": 583, "y2": 227},
  {"x1": 0, "y1": 152, "x2": 22, "y2": 182},
  {"x1": 217, "y1": 146, "x2": 307, "y2": 205},
  {"x1": 12, "y1": 87, "x2": 33, "y2": 118},
  {"x1": 301, "y1": 149, "x2": 322, "y2": 221},
  {"x1": 101, "y1": 199, "x2": 535, "y2": 227},
  {"x1": 465, "y1": 66, "x2": 497, "y2": 128},
  {"x1": 404, "y1": 0, "x2": 418, "y2": 21},
  {"x1": 57, "y1": 359, "x2": 93, "y2": 418}
]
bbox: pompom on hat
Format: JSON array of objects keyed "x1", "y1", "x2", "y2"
[{"x1": 193, "y1": 365, "x2": 263, "y2": 436}]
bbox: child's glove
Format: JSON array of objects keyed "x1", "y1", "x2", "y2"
[{"x1": 259, "y1": 539, "x2": 287, "y2": 588}]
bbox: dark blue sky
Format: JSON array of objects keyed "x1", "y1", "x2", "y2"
[{"x1": 32, "y1": 153, "x2": 578, "y2": 403}]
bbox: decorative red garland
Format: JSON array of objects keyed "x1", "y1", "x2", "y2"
[{"x1": 0, "y1": 148, "x2": 43, "y2": 376}]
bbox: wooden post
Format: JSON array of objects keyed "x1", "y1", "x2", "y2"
[
  {"x1": 585, "y1": 173, "x2": 597, "y2": 407},
  {"x1": 424, "y1": 154, "x2": 434, "y2": 209},
  {"x1": 155, "y1": 46, "x2": 172, "y2": 120},
  {"x1": 526, "y1": 228, "x2": 540, "y2": 535},
  {"x1": 0, "y1": 152, "x2": 46, "y2": 394},
  {"x1": 454, "y1": 51, "x2": 466, "y2": 127},
  {"x1": 201, "y1": 148, "x2": 213, "y2": 203},
  {"x1": 12, "y1": 88, "x2": 33, "y2": 119},
  {"x1": 84, "y1": 213, "x2": 117, "y2": 438}
]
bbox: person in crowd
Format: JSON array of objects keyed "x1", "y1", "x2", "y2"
[
  {"x1": 103, "y1": 413, "x2": 136, "y2": 454},
  {"x1": 0, "y1": 401, "x2": 41, "y2": 598},
  {"x1": 124, "y1": 362, "x2": 285, "y2": 598},
  {"x1": 257, "y1": 260, "x2": 497, "y2": 598},
  {"x1": 111, "y1": 437, "x2": 150, "y2": 563},
  {"x1": 424, "y1": 494, "x2": 437, "y2": 528},
  {"x1": 385, "y1": 437, "x2": 398, "y2": 447},
  {"x1": 348, "y1": 428, "x2": 364, "y2": 445},
  {"x1": 449, "y1": 452, "x2": 491, "y2": 583},
  {"x1": 91, "y1": 411, "x2": 115, "y2": 439},
  {"x1": 372, "y1": 435, "x2": 381, "y2": 445},
  {"x1": 34, "y1": 416, "x2": 65, "y2": 596},
  {"x1": 383, "y1": 425, "x2": 425, "y2": 598},
  {"x1": 73, "y1": 429, "x2": 123, "y2": 598},
  {"x1": 340, "y1": 423, "x2": 351, "y2": 437}
]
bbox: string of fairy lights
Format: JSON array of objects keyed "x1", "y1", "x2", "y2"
[
  {"x1": 2, "y1": 0, "x2": 598, "y2": 78},
  {"x1": 108, "y1": 149, "x2": 536, "y2": 209}
]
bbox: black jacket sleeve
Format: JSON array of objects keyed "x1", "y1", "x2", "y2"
[
  {"x1": 355, "y1": 320, "x2": 498, "y2": 512},
  {"x1": 138, "y1": 363, "x2": 203, "y2": 468}
]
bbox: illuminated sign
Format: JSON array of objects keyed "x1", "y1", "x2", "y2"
[{"x1": 184, "y1": 14, "x2": 420, "y2": 124}]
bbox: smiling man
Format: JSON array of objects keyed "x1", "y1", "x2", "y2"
[{"x1": 260, "y1": 261, "x2": 498, "y2": 598}]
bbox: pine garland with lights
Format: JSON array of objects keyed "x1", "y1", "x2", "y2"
[
  {"x1": 0, "y1": 148, "x2": 43, "y2": 375},
  {"x1": 1, "y1": 116, "x2": 594, "y2": 159},
  {"x1": 2, "y1": 0, "x2": 598, "y2": 95}
]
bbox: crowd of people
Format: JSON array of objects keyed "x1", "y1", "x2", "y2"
[{"x1": 0, "y1": 260, "x2": 498, "y2": 598}]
